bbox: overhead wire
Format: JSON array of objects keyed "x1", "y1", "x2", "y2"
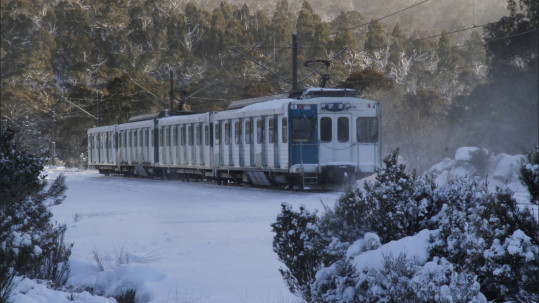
[{"x1": 342, "y1": 0, "x2": 430, "y2": 32}]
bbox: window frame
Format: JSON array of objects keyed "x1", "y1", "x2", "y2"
[
  {"x1": 337, "y1": 117, "x2": 349, "y2": 143},
  {"x1": 320, "y1": 117, "x2": 332, "y2": 142}
]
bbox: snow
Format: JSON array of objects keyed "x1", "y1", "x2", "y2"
[
  {"x1": 349, "y1": 229, "x2": 434, "y2": 272},
  {"x1": 12, "y1": 168, "x2": 340, "y2": 303},
  {"x1": 9, "y1": 147, "x2": 536, "y2": 303},
  {"x1": 454, "y1": 147, "x2": 485, "y2": 161},
  {"x1": 426, "y1": 148, "x2": 531, "y2": 208}
]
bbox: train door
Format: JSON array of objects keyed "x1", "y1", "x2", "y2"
[
  {"x1": 356, "y1": 116, "x2": 381, "y2": 172},
  {"x1": 289, "y1": 104, "x2": 318, "y2": 167},
  {"x1": 319, "y1": 113, "x2": 354, "y2": 166},
  {"x1": 245, "y1": 118, "x2": 254, "y2": 167},
  {"x1": 203, "y1": 123, "x2": 209, "y2": 166},
  {"x1": 195, "y1": 123, "x2": 202, "y2": 166}
]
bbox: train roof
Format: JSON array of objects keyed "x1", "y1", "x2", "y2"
[
  {"x1": 127, "y1": 110, "x2": 202, "y2": 122},
  {"x1": 227, "y1": 93, "x2": 289, "y2": 110},
  {"x1": 226, "y1": 88, "x2": 361, "y2": 110},
  {"x1": 301, "y1": 88, "x2": 361, "y2": 99}
]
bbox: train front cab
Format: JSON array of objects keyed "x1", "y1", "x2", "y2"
[{"x1": 287, "y1": 97, "x2": 381, "y2": 187}]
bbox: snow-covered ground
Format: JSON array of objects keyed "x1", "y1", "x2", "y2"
[
  {"x1": 9, "y1": 147, "x2": 535, "y2": 303},
  {"x1": 12, "y1": 169, "x2": 341, "y2": 303}
]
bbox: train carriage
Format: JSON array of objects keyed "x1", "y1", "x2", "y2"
[
  {"x1": 87, "y1": 88, "x2": 382, "y2": 188},
  {"x1": 88, "y1": 125, "x2": 117, "y2": 169},
  {"x1": 156, "y1": 112, "x2": 212, "y2": 177}
]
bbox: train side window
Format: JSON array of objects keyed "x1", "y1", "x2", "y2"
[
  {"x1": 159, "y1": 127, "x2": 163, "y2": 147},
  {"x1": 134, "y1": 130, "x2": 138, "y2": 148},
  {"x1": 356, "y1": 117, "x2": 379, "y2": 143},
  {"x1": 245, "y1": 120, "x2": 251, "y2": 144},
  {"x1": 188, "y1": 125, "x2": 194, "y2": 146},
  {"x1": 180, "y1": 125, "x2": 186, "y2": 146},
  {"x1": 215, "y1": 123, "x2": 220, "y2": 145},
  {"x1": 196, "y1": 124, "x2": 202, "y2": 146},
  {"x1": 320, "y1": 117, "x2": 332, "y2": 142},
  {"x1": 172, "y1": 126, "x2": 177, "y2": 147},
  {"x1": 256, "y1": 118, "x2": 264, "y2": 144},
  {"x1": 282, "y1": 118, "x2": 287, "y2": 143},
  {"x1": 291, "y1": 117, "x2": 314, "y2": 143},
  {"x1": 205, "y1": 125, "x2": 209, "y2": 146},
  {"x1": 234, "y1": 121, "x2": 241, "y2": 144},
  {"x1": 338, "y1": 117, "x2": 349, "y2": 142},
  {"x1": 268, "y1": 118, "x2": 275, "y2": 143},
  {"x1": 225, "y1": 121, "x2": 230, "y2": 145}
]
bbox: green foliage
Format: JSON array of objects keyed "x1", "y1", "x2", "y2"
[
  {"x1": 364, "y1": 20, "x2": 385, "y2": 54},
  {"x1": 0, "y1": 128, "x2": 72, "y2": 299},
  {"x1": 273, "y1": 149, "x2": 538, "y2": 302},
  {"x1": 340, "y1": 67, "x2": 394, "y2": 92},
  {"x1": 115, "y1": 289, "x2": 137, "y2": 303},
  {"x1": 431, "y1": 180, "x2": 539, "y2": 301},
  {"x1": 1, "y1": 0, "x2": 533, "y2": 169},
  {"x1": 271, "y1": 203, "x2": 321, "y2": 302},
  {"x1": 520, "y1": 147, "x2": 539, "y2": 205}
]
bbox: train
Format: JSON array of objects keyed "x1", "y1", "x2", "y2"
[{"x1": 87, "y1": 87, "x2": 382, "y2": 189}]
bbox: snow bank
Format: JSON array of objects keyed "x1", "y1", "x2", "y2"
[
  {"x1": 349, "y1": 229, "x2": 434, "y2": 272},
  {"x1": 94, "y1": 264, "x2": 166, "y2": 301},
  {"x1": 426, "y1": 148, "x2": 529, "y2": 205},
  {"x1": 10, "y1": 277, "x2": 115, "y2": 303}
]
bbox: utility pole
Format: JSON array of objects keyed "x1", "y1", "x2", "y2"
[
  {"x1": 51, "y1": 103, "x2": 56, "y2": 166},
  {"x1": 96, "y1": 92, "x2": 102, "y2": 126},
  {"x1": 169, "y1": 69, "x2": 174, "y2": 112},
  {"x1": 169, "y1": 69, "x2": 186, "y2": 112},
  {"x1": 292, "y1": 33, "x2": 298, "y2": 91}
]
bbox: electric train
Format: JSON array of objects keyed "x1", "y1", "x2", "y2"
[{"x1": 87, "y1": 88, "x2": 382, "y2": 188}]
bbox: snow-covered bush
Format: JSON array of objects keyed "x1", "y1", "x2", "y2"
[
  {"x1": 520, "y1": 147, "x2": 539, "y2": 205},
  {"x1": 431, "y1": 180, "x2": 539, "y2": 301},
  {"x1": 364, "y1": 150, "x2": 440, "y2": 243},
  {"x1": 0, "y1": 128, "x2": 72, "y2": 301},
  {"x1": 271, "y1": 203, "x2": 322, "y2": 302},
  {"x1": 272, "y1": 148, "x2": 539, "y2": 302}
]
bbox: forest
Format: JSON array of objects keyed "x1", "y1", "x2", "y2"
[{"x1": 1, "y1": 0, "x2": 537, "y2": 169}]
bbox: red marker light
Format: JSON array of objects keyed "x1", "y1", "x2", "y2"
[{"x1": 299, "y1": 105, "x2": 303, "y2": 109}]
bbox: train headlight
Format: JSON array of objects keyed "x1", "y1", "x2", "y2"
[{"x1": 323, "y1": 103, "x2": 351, "y2": 112}]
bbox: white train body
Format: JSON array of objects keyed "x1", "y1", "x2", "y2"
[{"x1": 88, "y1": 88, "x2": 382, "y2": 188}]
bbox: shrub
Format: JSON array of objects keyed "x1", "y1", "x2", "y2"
[
  {"x1": 431, "y1": 180, "x2": 539, "y2": 301},
  {"x1": 271, "y1": 203, "x2": 321, "y2": 302},
  {"x1": 520, "y1": 147, "x2": 539, "y2": 205},
  {"x1": 272, "y1": 149, "x2": 539, "y2": 302},
  {"x1": 0, "y1": 127, "x2": 72, "y2": 299}
]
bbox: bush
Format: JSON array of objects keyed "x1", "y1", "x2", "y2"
[
  {"x1": 272, "y1": 149, "x2": 539, "y2": 302},
  {"x1": 271, "y1": 203, "x2": 321, "y2": 302},
  {"x1": 431, "y1": 181, "x2": 539, "y2": 301},
  {"x1": 520, "y1": 146, "x2": 539, "y2": 205},
  {"x1": 0, "y1": 128, "x2": 72, "y2": 300}
]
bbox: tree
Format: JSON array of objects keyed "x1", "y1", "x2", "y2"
[
  {"x1": 520, "y1": 147, "x2": 539, "y2": 205},
  {"x1": 296, "y1": 0, "x2": 329, "y2": 59},
  {"x1": 364, "y1": 20, "x2": 385, "y2": 54},
  {"x1": 436, "y1": 30, "x2": 452, "y2": 70},
  {"x1": 340, "y1": 67, "x2": 394, "y2": 92},
  {"x1": 271, "y1": 203, "x2": 321, "y2": 302},
  {"x1": 332, "y1": 12, "x2": 359, "y2": 50},
  {"x1": 387, "y1": 23, "x2": 405, "y2": 72},
  {"x1": 0, "y1": 127, "x2": 72, "y2": 300}
]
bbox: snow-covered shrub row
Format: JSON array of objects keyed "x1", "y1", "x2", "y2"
[
  {"x1": 520, "y1": 147, "x2": 539, "y2": 205},
  {"x1": 272, "y1": 149, "x2": 539, "y2": 302},
  {"x1": 1, "y1": 128, "x2": 72, "y2": 301}
]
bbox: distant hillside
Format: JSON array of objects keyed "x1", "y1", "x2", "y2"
[{"x1": 194, "y1": 0, "x2": 508, "y2": 34}]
